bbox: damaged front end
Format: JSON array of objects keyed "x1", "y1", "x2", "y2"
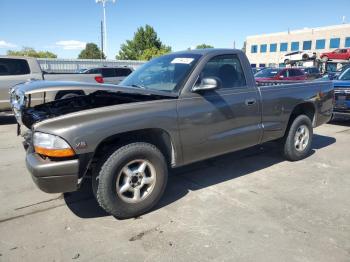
[{"x1": 10, "y1": 80, "x2": 177, "y2": 131}]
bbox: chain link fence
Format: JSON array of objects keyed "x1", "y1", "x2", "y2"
[{"x1": 37, "y1": 58, "x2": 145, "y2": 73}]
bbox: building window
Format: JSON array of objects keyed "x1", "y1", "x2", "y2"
[
  {"x1": 251, "y1": 64, "x2": 257, "y2": 68},
  {"x1": 316, "y1": 39, "x2": 326, "y2": 49},
  {"x1": 260, "y1": 44, "x2": 267, "y2": 53},
  {"x1": 251, "y1": 45, "x2": 258, "y2": 53},
  {"x1": 270, "y1": 43, "x2": 277, "y2": 52},
  {"x1": 303, "y1": 40, "x2": 312, "y2": 50},
  {"x1": 259, "y1": 64, "x2": 266, "y2": 68},
  {"x1": 280, "y1": 42, "x2": 288, "y2": 52},
  {"x1": 291, "y1": 42, "x2": 299, "y2": 51},
  {"x1": 345, "y1": 37, "x2": 350, "y2": 48},
  {"x1": 330, "y1": 38, "x2": 340, "y2": 48}
]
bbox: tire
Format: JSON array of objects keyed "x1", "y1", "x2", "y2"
[
  {"x1": 282, "y1": 115, "x2": 313, "y2": 161},
  {"x1": 93, "y1": 142, "x2": 168, "y2": 219},
  {"x1": 284, "y1": 59, "x2": 290, "y2": 65},
  {"x1": 302, "y1": 54, "x2": 309, "y2": 61},
  {"x1": 321, "y1": 56, "x2": 328, "y2": 62}
]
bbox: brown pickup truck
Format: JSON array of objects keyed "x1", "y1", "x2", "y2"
[{"x1": 10, "y1": 49, "x2": 334, "y2": 219}]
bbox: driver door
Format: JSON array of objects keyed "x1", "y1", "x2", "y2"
[{"x1": 177, "y1": 54, "x2": 262, "y2": 165}]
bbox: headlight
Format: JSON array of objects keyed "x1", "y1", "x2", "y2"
[{"x1": 33, "y1": 132, "x2": 75, "y2": 158}]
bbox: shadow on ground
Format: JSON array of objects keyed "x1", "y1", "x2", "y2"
[
  {"x1": 64, "y1": 134, "x2": 336, "y2": 219},
  {"x1": 329, "y1": 118, "x2": 350, "y2": 127}
]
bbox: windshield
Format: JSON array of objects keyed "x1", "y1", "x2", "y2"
[
  {"x1": 121, "y1": 53, "x2": 202, "y2": 92},
  {"x1": 338, "y1": 68, "x2": 350, "y2": 80},
  {"x1": 255, "y1": 68, "x2": 281, "y2": 78}
]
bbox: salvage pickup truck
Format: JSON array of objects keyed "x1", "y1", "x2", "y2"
[
  {"x1": 10, "y1": 49, "x2": 334, "y2": 219},
  {"x1": 0, "y1": 56, "x2": 103, "y2": 111}
]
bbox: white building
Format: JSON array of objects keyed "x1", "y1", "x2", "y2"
[{"x1": 246, "y1": 24, "x2": 350, "y2": 67}]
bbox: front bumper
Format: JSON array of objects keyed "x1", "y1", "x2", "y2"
[{"x1": 26, "y1": 152, "x2": 79, "y2": 193}]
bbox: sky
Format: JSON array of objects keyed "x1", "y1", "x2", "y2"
[{"x1": 1, "y1": 0, "x2": 350, "y2": 59}]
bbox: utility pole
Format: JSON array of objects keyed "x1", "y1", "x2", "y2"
[
  {"x1": 96, "y1": 0, "x2": 116, "y2": 59},
  {"x1": 100, "y1": 20, "x2": 104, "y2": 60}
]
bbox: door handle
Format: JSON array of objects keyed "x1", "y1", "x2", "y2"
[{"x1": 245, "y1": 98, "x2": 256, "y2": 106}]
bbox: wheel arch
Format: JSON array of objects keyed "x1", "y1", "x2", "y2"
[
  {"x1": 55, "y1": 90, "x2": 85, "y2": 100},
  {"x1": 284, "y1": 102, "x2": 316, "y2": 136},
  {"x1": 91, "y1": 128, "x2": 177, "y2": 169}
]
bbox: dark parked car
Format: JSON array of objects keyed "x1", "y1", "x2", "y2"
[
  {"x1": 10, "y1": 49, "x2": 333, "y2": 218},
  {"x1": 332, "y1": 67, "x2": 350, "y2": 118},
  {"x1": 300, "y1": 67, "x2": 322, "y2": 80}
]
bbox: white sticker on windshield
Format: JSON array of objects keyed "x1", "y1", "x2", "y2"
[{"x1": 171, "y1": 58, "x2": 194, "y2": 64}]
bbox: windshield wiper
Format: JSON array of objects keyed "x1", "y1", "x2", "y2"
[{"x1": 130, "y1": 84, "x2": 147, "y2": 89}]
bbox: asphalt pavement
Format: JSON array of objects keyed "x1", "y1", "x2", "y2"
[{"x1": 0, "y1": 116, "x2": 349, "y2": 262}]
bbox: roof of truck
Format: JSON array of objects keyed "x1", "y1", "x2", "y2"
[{"x1": 171, "y1": 48, "x2": 243, "y2": 56}]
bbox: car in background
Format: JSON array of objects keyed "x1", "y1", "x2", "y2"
[
  {"x1": 300, "y1": 67, "x2": 322, "y2": 80},
  {"x1": 280, "y1": 51, "x2": 316, "y2": 64},
  {"x1": 251, "y1": 67, "x2": 264, "y2": 75},
  {"x1": 255, "y1": 67, "x2": 307, "y2": 83},
  {"x1": 76, "y1": 68, "x2": 88, "y2": 73},
  {"x1": 333, "y1": 68, "x2": 350, "y2": 118},
  {"x1": 0, "y1": 56, "x2": 103, "y2": 112},
  {"x1": 320, "y1": 48, "x2": 350, "y2": 62},
  {"x1": 84, "y1": 67, "x2": 133, "y2": 85}
]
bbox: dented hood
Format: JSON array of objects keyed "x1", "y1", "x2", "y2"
[{"x1": 11, "y1": 80, "x2": 177, "y2": 97}]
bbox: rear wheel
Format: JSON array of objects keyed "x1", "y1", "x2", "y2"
[
  {"x1": 302, "y1": 54, "x2": 309, "y2": 61},
  {"x1": 282, "y1": 115, "x2": 313, "y2": 161},
  {"x1": 93, "y1": 142, "x2": 168, "y2": 219}
]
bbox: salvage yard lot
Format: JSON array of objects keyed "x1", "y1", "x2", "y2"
[{"x1": 0, "y1": 117, "x2": 349, "y2": 262}]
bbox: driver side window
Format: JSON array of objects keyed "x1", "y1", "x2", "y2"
[{"x1": 198, "y1": 54, "x2": 246, "y2": 89}]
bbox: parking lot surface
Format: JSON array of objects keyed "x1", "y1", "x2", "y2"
[{"x1": 0, "y1": 116, "x2": 349, "y2": 262}]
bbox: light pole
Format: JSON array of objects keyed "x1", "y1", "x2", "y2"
[{"x1": 96, "y1": 0, "x2": 116, "y2": 59}]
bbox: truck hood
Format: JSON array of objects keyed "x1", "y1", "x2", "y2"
[
  {"x1": 11, "y1": 80, "x2": 178, "y2": 98},
  {"x1": 10, "y1": 80, "x2": 177, "y2": 129}
]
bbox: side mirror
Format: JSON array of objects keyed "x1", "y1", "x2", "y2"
[{"x1": 192, "y1": 77, "x2": 220, "y2": 92}]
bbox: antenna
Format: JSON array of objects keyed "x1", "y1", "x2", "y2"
[{"x1": 96, "y1": 0, "x2": 116, "y2": 59}]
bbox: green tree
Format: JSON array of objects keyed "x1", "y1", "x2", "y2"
[
  {"x1": 78, "y1": 43, "x2": 105, "y2": 59},
  {"x1": 116, "y1": 25, "x2": 171, "y2": 60},
  {"x1": 195, "y1": 44, "x2": 214, "y2": 49},
  {"x1": 7, "y1": 47, "x2": 57, "y2": 58}
]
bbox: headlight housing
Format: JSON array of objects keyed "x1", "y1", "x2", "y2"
[{"x1": 33, "y1": 132, "x2": 75, "y2": 158}]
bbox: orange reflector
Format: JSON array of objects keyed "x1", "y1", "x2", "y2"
[{"x1": 34, "y1": 146, "x2": 75, "y2": 158}]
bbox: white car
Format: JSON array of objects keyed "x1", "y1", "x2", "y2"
[{"x1": 280, "y1": 51, "x2": 316, "y2": 64}]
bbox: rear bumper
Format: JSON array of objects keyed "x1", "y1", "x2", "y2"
[{"x1": 26, "y1": 152, "x2": 79, "y2": 193}]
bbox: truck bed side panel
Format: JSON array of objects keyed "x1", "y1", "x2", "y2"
[{"x1": 259, "y1": 81, "x2": 333, "y2": 143}]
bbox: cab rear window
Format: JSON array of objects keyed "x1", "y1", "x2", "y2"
[{"x1": 0, "y1": 58, "x2": 30, "y2": 76}]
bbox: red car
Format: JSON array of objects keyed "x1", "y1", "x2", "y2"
[
  {"x1": 254, "y1": 68, "x2": 307, "y2": 83},
  {"x1": 320, "y1": 48, "x2": 350, "y2": 62}
]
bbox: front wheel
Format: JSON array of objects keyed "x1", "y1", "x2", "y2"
[
  {"x1": 282, "y1": 115, "x2": 313, "y2": 161},
  {"x1": 93, "y1": 142, "x2": 168, "y2": 219}
]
